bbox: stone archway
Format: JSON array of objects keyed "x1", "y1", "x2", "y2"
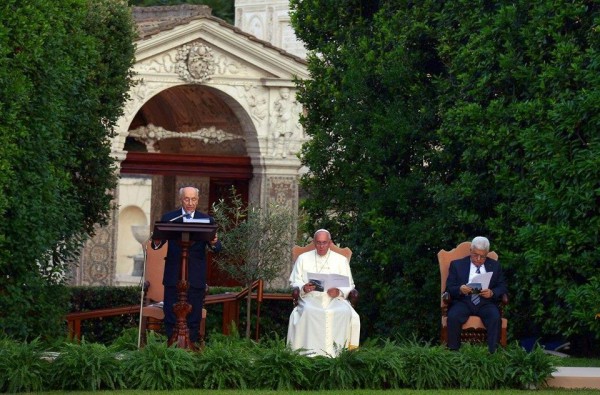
[
  {"x1": 72, "y1": 5, "x2": 309, "y2": 286},
  {"x1": 116, "y1": 84, "x2": 253, "y2": 286}
]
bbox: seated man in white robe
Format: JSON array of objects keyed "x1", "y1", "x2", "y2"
[{"x1": 287, "y1": 229, "x2": 360, "y2": 357}]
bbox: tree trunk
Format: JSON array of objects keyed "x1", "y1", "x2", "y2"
[{"x1": 245, "y1": 281, "x2": 252, "y2": 339}]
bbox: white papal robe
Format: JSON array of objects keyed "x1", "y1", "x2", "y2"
[{"x1": 286, "y1": 249, "x2": 360, "y2": 357}]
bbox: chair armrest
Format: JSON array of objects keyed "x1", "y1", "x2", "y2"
[
  {"x1": 442, "y1": 291, "x2": 451, "y2": 304},
  {"x1": 441, "y1": 291, "x2": 451, "y2": 316},
  {"x1": 348, "y1": 289, "x2": 359, "y2": 308},
  {"x1": 499, "y1": 293, "x2": 509, "y2": 315},
  {"x1": 292, "y1": 286, "x2": 300, "y2": 307}
]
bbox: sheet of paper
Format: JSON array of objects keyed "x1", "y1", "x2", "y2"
[
  {"x1": 186, "y1": 218, "x2": 210, "y2": 224},
  {"x1": 471, "y1": 271, "x2": 493, "y2": 289},
  {"x1": 306, "y1": 272, "x2": 350, "y2": 290}
]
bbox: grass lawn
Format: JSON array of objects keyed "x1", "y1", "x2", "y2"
[
  {"x1": 551, "y1": 356, "x2": 600, "y2": 367},
  {"x1": 36, "y1": 390, "x2": 600, "y2": 394}
]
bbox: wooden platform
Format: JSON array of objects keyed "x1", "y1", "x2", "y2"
[{"x1": 547, "y1": 367, "x2": 600, "y2": 389}]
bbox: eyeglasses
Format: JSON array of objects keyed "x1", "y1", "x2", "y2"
[
  {"x1": 315, "y1": 241, "x2": 330, "y2": 247},
  {"x1": 470, "y1": 252, "x2": 487, "y2": 261},
  {"x1": 182, "y1": 197, "x2": 198, "y2": 203}
]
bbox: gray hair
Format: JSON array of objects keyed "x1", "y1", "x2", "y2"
[
  {"x1": 179, "y1": 186, "x2": 199, "y2": 198},
  {"x1": 314, "y1": 229, "x2": 331, "y2": 240},
  {"x1": 471, "y1": 236, "x2": 490, "y2": 251}
]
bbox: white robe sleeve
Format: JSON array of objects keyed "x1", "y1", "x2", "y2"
[{"x1": 289, "y1": 254, "x2": 308, "y2": 293}]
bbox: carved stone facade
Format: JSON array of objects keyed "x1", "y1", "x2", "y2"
[
  {"x1": 128, "y1": 124, "x2": 245, "y2": 154},
  {"x1": 71, "y1": 194, "x2": 118, "y2": 286},
  {"x1": 236, "y1": 0, "x2": 307, "y2": 59},
  {"x1": 74, "y1": 3, "x2": 309, "y2": 288}
]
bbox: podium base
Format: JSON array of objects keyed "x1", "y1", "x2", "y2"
[{"x1": 168, "y1": 300, "x2": 197, "y2": 351}]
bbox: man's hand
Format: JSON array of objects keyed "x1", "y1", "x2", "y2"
[
  {"x1": 480, "y1": 289, "x2": 494, "y2": 299},
  {"x1": 327, "y1": 288, "x2": 341, "y2": 298},
  {"x1": 460, "y1": 284, "x2": 473, "y2": 295},
  {"x1": 210, "y1": 234, "x2": 219, "y2": 247},
  {"x1": 303, "y1": 282, "x2": 316, "y2": 293}
]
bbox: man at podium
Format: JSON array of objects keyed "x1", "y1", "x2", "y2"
[{"x1": 152, "y1": 186, "x2": 221, "y2": 344}]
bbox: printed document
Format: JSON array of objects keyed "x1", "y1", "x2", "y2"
[
  {"x1": 306, "y1": 272, "x2": 350, "y2": 292},
  {"x1": 469, "y1": 272, "x2": 493, "y2": 289}
]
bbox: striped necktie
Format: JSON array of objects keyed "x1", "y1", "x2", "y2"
[{"x1": 471, "y1": 266, "x2": 481, "y2": 305}]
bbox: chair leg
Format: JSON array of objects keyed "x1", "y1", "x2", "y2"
[
  {"x1": 140, "y1": 317, "x2": 148, "y2": 347},
  {"x1": 500, "y1": 327, "x2": 507, "y2": 347},
  {"x1": 197, "y1": 308, "x2": 207, "y2": 349}
]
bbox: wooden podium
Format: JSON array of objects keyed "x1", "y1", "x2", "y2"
[{"x1": 152, "y1": 221, "x2": 217, "y2": 350}]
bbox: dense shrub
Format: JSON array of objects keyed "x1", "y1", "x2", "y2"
[
  {"x1": 290, "y1": 0, "x2": 600, "y2": 352},
  {"x1": 352, "y1": 339, "x2": 410, "y2": 389},
  {"x1": 51, "y1": 341, "x2": 124, "y2": 391},
  {"x1": 195, "y1": 336, "x2": 254, "y2": 389},
  {"x1": 249, "y1": 336, "x2": 313, "y2": 390},
  {"x1": 0, "y1": 334, "x2": 558, "y2": 392},
  {"x1": 67, "y1": 285, "x2": 140, "y2": 344},
  {"x1": 0, "y1": 337, "x2": 51, "y2": 393},
  {"x1": 121, "y1": 334, "x2": 197, "y2": 390},
  {"x1": 503, "y1": 342, "x2": 558, "y2": 389},
  {"x1": 0, "y1": 0, "x2": 135, "y2": 341}
]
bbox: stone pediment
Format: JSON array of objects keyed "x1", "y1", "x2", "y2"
[{"x1": 133, "y1": 8, "x2": 308, "y2": 84}]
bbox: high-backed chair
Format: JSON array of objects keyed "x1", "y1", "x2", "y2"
[
  {"x1": 291, "y1": 243, "x2": 358, "y2": 307},
  {"x1": 139, "y1": 240, "x2": 207, "y2": 347},
  {"x1": 438, "y1": 241, "x2": 508, "y2": 347},
  {"x1": 139, "y1": 239, "x2": 166, "y2": 347}
]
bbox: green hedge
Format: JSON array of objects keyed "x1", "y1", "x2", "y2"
[
  {"x1": 0, "y1": 0, "x2": 135, "y2": 342},
  {"x1": 0, "y1": 335, "x2": 557, "y2": 392},
  {"x1": 69, "y1": 286, "x2": 141, "y2": 344}
]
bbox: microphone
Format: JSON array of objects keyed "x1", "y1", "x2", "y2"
[{"x1": 169, "y1": 211, "x2": 193, "y2": 222}]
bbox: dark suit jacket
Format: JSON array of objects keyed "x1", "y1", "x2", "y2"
[
  {"x1": 446, "y1": 255, "x2": 508, "y2": 304},
  {"x1": 155, "y1": 208, "x2": 222, "y2": 288}
]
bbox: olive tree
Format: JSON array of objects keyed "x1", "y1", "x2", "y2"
[{"x1": 211, "y1": 188, "x2": 296, "y2": 339}]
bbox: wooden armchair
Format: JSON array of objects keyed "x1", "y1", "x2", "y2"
[
  {"x1": 139, "y1": 240, "x2": 207, "y2": 347},
  {"x1": 291, "y1": 243, "x2": 358, "y2": 307},
  {"x1": 438, "y1": 241, "x2": 508, "y2": 347}
]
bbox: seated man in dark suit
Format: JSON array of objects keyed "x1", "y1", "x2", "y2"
[{"x1": 446, "y1": 236, "x2": 507, "y2": 353}]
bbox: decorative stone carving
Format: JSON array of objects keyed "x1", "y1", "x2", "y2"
[
  {"x1": 270, "y1": 87, "x2": 301, "y2": 158},
  {"x1": 136, "y1": 53, "x2": 178, "y2": 74},
  {"x1": 75, "y1": 225, "x2": 115, "y2": 285},
  {"x1": 267, "y1": 176, "x2": 296, "y2": 208},
  {"x1": 248, "y1": 15, "x2": 264, "y2": 40},
  {"x1": 176, "y1": 42, "x2": 216, "y2": 83},
  {"x1": 125, "y1": 79, "x2": 150, "y2": 116},
  {"x1": 238, "y1": 84, "x2": 268, "y2": 126},
  {"x1": 128, "y1": 123, "x2": 244, "y2": 152},
  {"x1": 137, "y1": 46, "x2": 247, "y2": 77},
  {"x1": 266, "y1": 173, "x2": 299, "y2": 288},
  {"x1": 213, "y1": 53, "x2": 246, "y2": 75},
  {"x1": 237, "y1": 0, "x2": 307, "y2": 59}
]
